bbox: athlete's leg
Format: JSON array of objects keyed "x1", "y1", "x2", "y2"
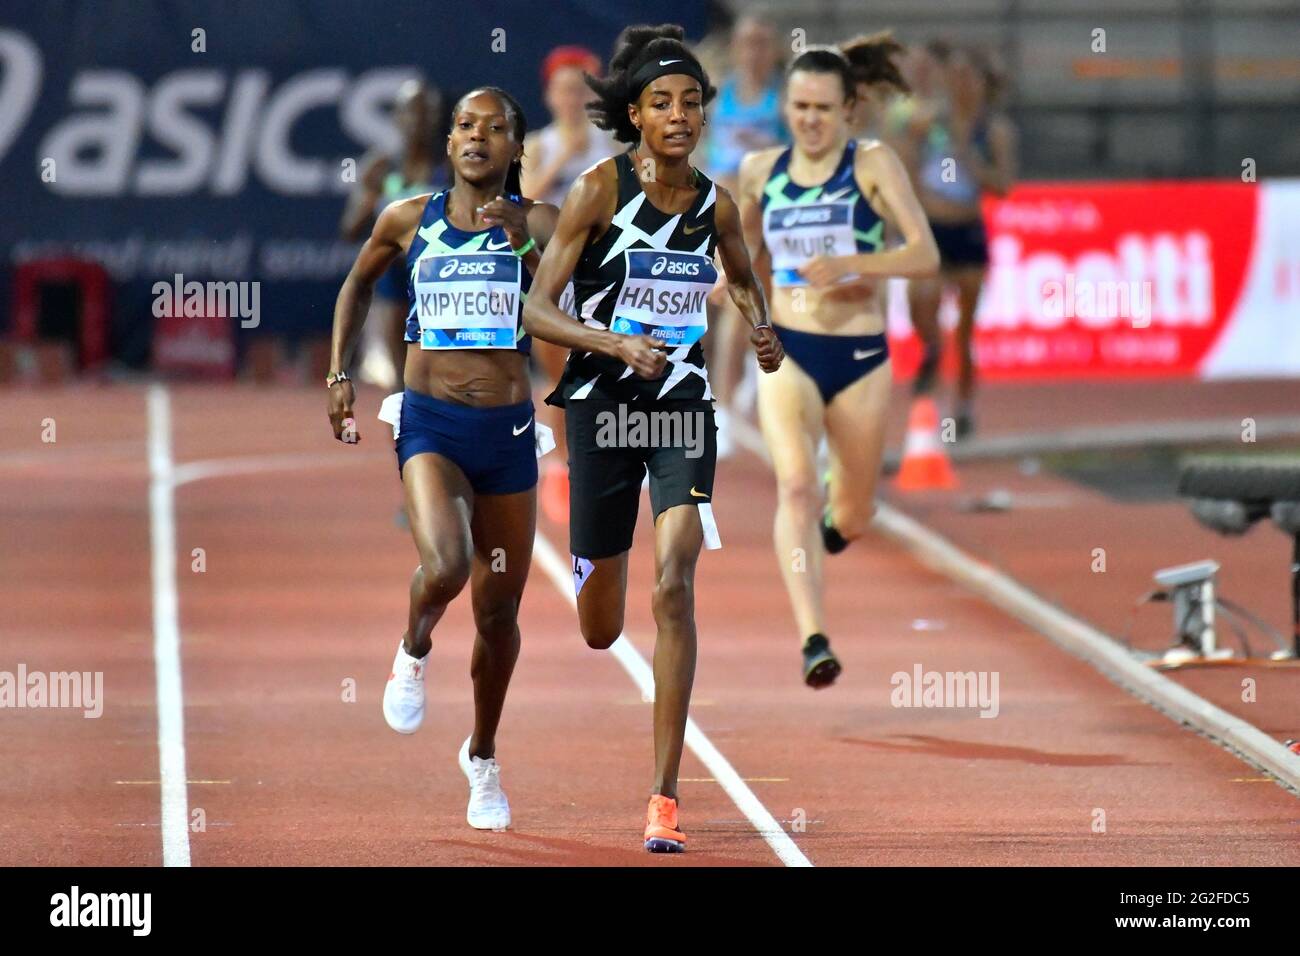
[
  {"x1": 574, "y1": 551, "x2": 630, "y2": 650},
  {"x1": 908, "y1": 275, "x2": 944, "y2": 394},
  {"x1": 757, "y1": 358, "x2": 828, "y2": 638},
  {"x1": 824, "y1": 359, "x2": 893, "y2": 542},
  {"x1": 648, "y1": 504, "x2": 705, "y2": 800},
  {"x1": 401, "y1": 453, "x2": 474, "y2": 656},
  {"x1": 952, "y1": 266, "x2": 985, "y2": 406},
  {"x1": 463, "y1": 488, "x2": 535, "y2": 759}
]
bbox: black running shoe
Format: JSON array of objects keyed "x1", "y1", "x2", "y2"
[
  {"x1": 912, "y1": 346, "x2": 940, "y2": 396},
  {"x1": 821, "y1": 515, "x2": 850, "y2": 555},
  {"x1": 954, "y1": 412, "x2": 975, "y2": 441},
  {"x1": 802, "y1": 633, "x2": 842, "y2": 688}
]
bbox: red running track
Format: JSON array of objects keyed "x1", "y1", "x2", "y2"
[{"x1": 1, "y1": 383, "x2": 1296, "y2": 866}]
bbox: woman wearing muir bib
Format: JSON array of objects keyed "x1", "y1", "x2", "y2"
[
  {"x1": 522, "y1": 24, "x2": 783, "y2": 853},
  {"x1": 738, "y1": 37, "x2": 938, "y2": 688},
  {"x1": 327, "y1": 87, "x2": 559, "y2": 834}
]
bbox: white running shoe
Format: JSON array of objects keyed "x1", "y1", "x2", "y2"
[
  {"x1": 382, "y1": 641, "x2": 428, "y2": 734},
  {"x1": 458, "y1": 736, "x2": 511, "y2": 830}
]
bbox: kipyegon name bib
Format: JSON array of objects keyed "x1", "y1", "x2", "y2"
[{"x1": 413, "y1": 252, "x2": 521, "y2": 349}]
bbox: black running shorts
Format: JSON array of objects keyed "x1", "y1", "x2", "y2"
[{"x1": 565, "y1": 399, "x2": 718, "y2": 559}]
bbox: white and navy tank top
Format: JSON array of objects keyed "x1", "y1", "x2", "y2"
[
  {"x1": 531, "y1": 123, "x2": 618, "y2": 208},
  {"x1": 918, "y1": 115, "x2": 991, "y2": 211},
  {"x1": 403, "y1": 189, "x2": 532, "y2": 355},
  {"x1": 547, "y1": 152, "x2": 719, "y2": 406},
  {"x1": 760, "y1": 139, "x2": 885, "y2": 288}
]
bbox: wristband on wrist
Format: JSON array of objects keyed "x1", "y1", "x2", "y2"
[
  {"x1": 511, "y1": 236, "x2": 537, "y2": 257},
  {"x1": 326, "y1": 370, "x2": 350, "y2": 388}
]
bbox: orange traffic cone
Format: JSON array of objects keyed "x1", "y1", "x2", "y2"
[{"x1": 894, "y1": 397, "x2": 958, "y2": 491}]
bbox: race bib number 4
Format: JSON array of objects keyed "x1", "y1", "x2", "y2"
[
  {"x1": 612, "y1": 250, "x2": 717, "y2": 347},
  {"x1": 764, "y1": 202, "x2": 856, "y2": 287},
  {"x1": 413, "y1": 252, "x2": 521, "y2": 349}
]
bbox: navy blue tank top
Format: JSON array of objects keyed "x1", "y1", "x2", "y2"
[{"x1": 403, "y1": 189, "x2": 532, "y2": 355}]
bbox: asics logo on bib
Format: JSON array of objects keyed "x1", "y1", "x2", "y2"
[
  {"x1": 780, "y1": 207, "x2": 836, "y2": 229},
  {"x1": 651, "y1": 256, "x2": 701, "y2": 278},
  {"x1": 437, "y1": 258, "x2": 503, "y2": 279}
]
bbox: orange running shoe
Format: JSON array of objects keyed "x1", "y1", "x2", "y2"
[
  {"x1": 643, "y1": 794, "x2": 686, "y2": 853},
  {"x1": 541, "y1": 465, "x2": 570, "y2": 525}
]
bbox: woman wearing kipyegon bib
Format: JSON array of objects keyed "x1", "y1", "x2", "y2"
[
  {"x1": 523, "y1": 24, "x2": 783, "y2": 853},
  {"x1": 327, "y1": 87, "x2": 561, "y2": 835},
  {"x1": 738, "y1": 35, "x2": 938, "y2": 688}
]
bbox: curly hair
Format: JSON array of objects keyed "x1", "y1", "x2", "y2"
[{"x1": 584, "y1": 23, "x2": 717, "y2": 144}]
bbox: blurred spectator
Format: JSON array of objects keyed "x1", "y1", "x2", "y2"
[
  {"x1": 702, "y1": 14, "x2": 786, "y2": 191},
  {"x1": 521, "y1": 46, "x2": 618, "y2": 208},
  {"x1": 340, "y1": 78, "x2": 446, "y2": 390},
  {"x1": 700, "y1": 14, "x2": 788, "y2": 454}
]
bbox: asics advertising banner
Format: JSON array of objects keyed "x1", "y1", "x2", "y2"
[{"x1": 0, "y1": 0, "x2": 704, "y2": 359}]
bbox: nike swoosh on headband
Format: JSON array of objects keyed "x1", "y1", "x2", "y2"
[{"x1": 659, "y1": 59, "x2": 682, "y2": 66}]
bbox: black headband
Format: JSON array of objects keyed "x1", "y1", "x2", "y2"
[{"x1": 628, "y1": 55, "x2": 706, "y2": 100}]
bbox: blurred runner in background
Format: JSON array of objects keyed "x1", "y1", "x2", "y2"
[
  {"x1": 341, "y1": 79, "x2": 447, "y2": 391},
  {"x1": 904, "y1": 45, "x2": 1016, "y2": 438}
]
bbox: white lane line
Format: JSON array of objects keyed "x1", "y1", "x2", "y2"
[
  {"x1": 171, "y1": 451, "x2": 384, "y2": 487},
  {"x1": 730, "y1": 410, "x2": 1300, "y2": 795},
  {"x1": 530, "y1": 530, "x2": 813, "y2": 867},
  {"x1": 147, "y1": 384, "x2": 192, "y2": 866}
]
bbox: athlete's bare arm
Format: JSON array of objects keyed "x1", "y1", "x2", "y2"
[
  {"x1": 737, "y1": 148, "x2": 782, "y2": 307},
  {"x1": 979, "y1": 115, "x2": 1017, "y2": 196},
  {"x1": 713, "y1": 185, "x2": 782, "y2": 373},
  {"x1": 800, "y1": 142, "x2": 938, "y2": 288},
  {"x1": 521, "y1": 160, "x2": 667, "y2": 379},
  {"x1": 327, "y1": 195, "x2": 425, "y2": 441},
  {"x1": 339, "y1": 151, "x2": 391, "y2": 241}
]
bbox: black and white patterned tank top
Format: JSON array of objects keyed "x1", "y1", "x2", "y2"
[{"x1": 545, "y1": 151, "x2": 719, "y2": 406}]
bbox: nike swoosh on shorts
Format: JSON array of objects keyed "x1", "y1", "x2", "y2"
[
  {"x1": 853, "y1": 348, "x2": 883, "y2": 360},
  {"x1": 513, "y1": 418, "x2": 532, "y2": 436}
]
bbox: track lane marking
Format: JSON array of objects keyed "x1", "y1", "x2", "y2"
[
  {"x1": 147, "y1": 384, "x2": 192, "y2": 866},
  {"x1": 530, "y1": 530, "x2": 813, "y2": 867}
]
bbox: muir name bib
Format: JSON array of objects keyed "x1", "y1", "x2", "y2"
[{"x1": 763, "y1": 202, "x2": 857, "y2": 288}]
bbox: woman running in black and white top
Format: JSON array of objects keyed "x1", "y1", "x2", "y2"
[{"x1": 522, "y1": 24, "x2": 782, "y2": 853}]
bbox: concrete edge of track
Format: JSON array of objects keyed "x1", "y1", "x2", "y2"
[
  {"x1": 727, "y1": 415, "x2": 1300, "y2": 797},
  {"x1": 871, "y1": 503, "x2": 1300, "y2": 797},
  {"x1": 883, "y1": 415, "x2": 1300, "y2": 470}
]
